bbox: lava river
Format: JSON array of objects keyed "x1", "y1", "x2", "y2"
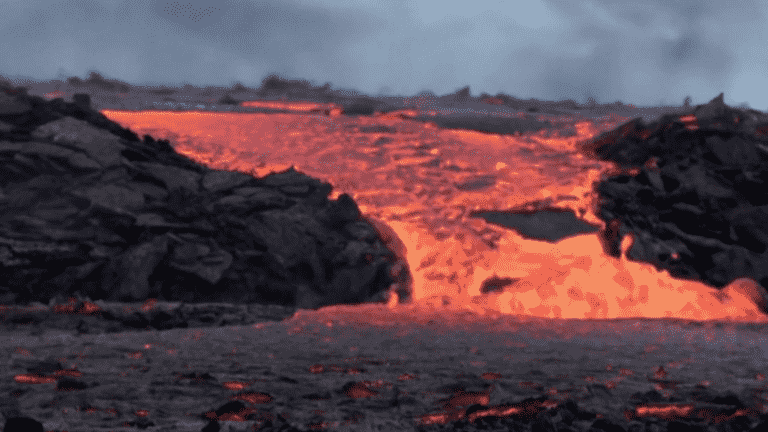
[{"x1": 100, "y1": 100, "x2": 768, "y2": 324}]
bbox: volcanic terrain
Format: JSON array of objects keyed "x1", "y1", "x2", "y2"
[{"x1": 2, "y1": 72, "x2": 768, "y2": 432}]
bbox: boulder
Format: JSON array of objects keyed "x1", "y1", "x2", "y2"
[
  {"x1": 579, "y1": 93, "x2": 768, "y2": 302},
  {"x1": 0, "y1": 80, "x2": 410, "y2": 312}
]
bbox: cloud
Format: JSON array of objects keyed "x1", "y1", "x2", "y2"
[{"x1": 0, "y1": 0, "x2": 766, "y2": 108}]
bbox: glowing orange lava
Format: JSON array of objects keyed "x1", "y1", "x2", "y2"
[{"x1": 100, "y1": 100, "x2": 768, "y2": 323}]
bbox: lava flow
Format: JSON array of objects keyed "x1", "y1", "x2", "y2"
[{"x1": 100, "y1": 99, "x2": 768, "y2": 323}]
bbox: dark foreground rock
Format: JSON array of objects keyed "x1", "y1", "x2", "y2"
[
  {"x1": 414, "y1": 388, "x2": 768, "y2": 432},
  {"x1": 193, "y1": 386, "x2": 768, "y2": 431},
  {"x1": 580, "y1": 93, "x2": 768, "y2": 304},
  {"x1": 0, "y1": 81, "x2": 412, "y2": 323},
  {"x1": 4, "y1": 372, "x2": 768, "y2": 431}
]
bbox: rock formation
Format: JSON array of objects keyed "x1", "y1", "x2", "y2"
[
  {"x1": 580, "y1": 93, "x2": 768, "y2": 303},
  {"x1": 0, "y1": 81, "x2": 411, "y2": 313},
  {"x1": 453, "y1": 86, "x2": 472, "y2": 103}
]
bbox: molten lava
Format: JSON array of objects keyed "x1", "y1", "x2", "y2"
[{"x1": 100, "y1": 100, "x2": 768, "y2": 323}]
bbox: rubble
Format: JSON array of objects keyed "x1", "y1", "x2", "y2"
[
  {"x1": 580, "y1": 93, "x2": 768, "y2": 305},
  {"x1": 0, "y1": 80, "x2": 411, "y2": 320}
]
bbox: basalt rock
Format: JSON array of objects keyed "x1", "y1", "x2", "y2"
[
  {"x1": 5, "y1": 379, "x2": 767, "y2": 431},
  {"x1": 1, "y1": 416, "x2": 45, "y2": 432},
  {"x1": 217, "y1": 93, "x2": 241, "y2": 105},
  {"x1": 452, "y1": 86, "x2": 472, "y2": 104},
  {"x1": 0, "y1": 81, "x2": 411, "y2": 314},
  {"x1": 469, "y1": 202, "x2": 601, "y2": 243},
  {"x1": 424, "y1": 388, "x2": 768, "y2": 432},
  {"x1": 580, "y1": 93, "x2": 768, "y2": 303},
  {"x1": 341, "y1": 98, "x2": 386, "y2": 116}
]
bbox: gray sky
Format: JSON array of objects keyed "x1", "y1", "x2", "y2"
[{"x1": 1, "y1": 0, "x2": 766, "y2": 109}]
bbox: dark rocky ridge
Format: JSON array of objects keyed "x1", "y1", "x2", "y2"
[
  {"x1": 1, "y1": 72, "x2": 397, "y2": 117},
  {"x1": 0, "y1": 80, "x2": 412, "y2": 322},
  {"x1": 580, "y1": 93, "x2": 768, "y2": 307},
  {"x1": 3, "y1": 72, "x2": 695, "y2": 131}
]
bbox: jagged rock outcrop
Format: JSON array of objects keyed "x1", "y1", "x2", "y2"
[
  {"x1": 580, "y1": 93, "x2": 768, "y2": 303},
  {"x1": 453, "y1": 86, "x2": 471, "y2": 103},
  {"x1": 0, "y1": 81, "x2": 411, "y2": 311}
]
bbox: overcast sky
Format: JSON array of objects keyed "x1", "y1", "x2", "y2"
[{"x1": 1, "y1": 0, "x2": 766, "y2": 109}]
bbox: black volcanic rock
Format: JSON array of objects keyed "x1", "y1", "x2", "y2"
[
  {"x1": 2, "y1": 416, "x2": 45, "y2": 432},
  {"x1": 66, "y1": 71, "x2": 133, "y2": 93},
  {"x1": 0, "y1": 80, "x2": 411, "y2": 315},
  {"x1": 217, "y1": 93, "x2": 241, "y2": 105},
  {"x1": 72, "y1": 93, "x2": 91, "y2": 109},
  {"x1": 579, "y1": 93, "x2": 768, "y2": 304},
  {"x1": 453, "y1": 86, "x2": 471, "y2": 103},
  {"x1": 341, "y1": 98, "x2": 387, "y2": 116},
  {"x1": 260, "y1": 74, "x2": 314, "y2": 92},
  {"x1": 470, "y1": 206, "x2": 601, "y2": 243}
]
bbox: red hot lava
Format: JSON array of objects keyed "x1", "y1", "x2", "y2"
[
  {"x1": 3, "y1": 88, "x2": 763, "y2": 430},
  {"x1": 97, "y1": 99, "x2": 767, "y2": 324}
]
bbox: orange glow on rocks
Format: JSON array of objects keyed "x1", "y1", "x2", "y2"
[
  {"x1": 101, "y1": 100, "x2": 768, "y2": 323},
  {"x1": 241, "y1": 99, "x2": 344, "y2": 116}
]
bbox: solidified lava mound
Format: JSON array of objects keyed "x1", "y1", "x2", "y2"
[
  {"x1": 580, "y1": 93, "x2": 768, "y2": 299},
  {"x1": 0, "y1": 79, "x2": 412, "y2": 333}
]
